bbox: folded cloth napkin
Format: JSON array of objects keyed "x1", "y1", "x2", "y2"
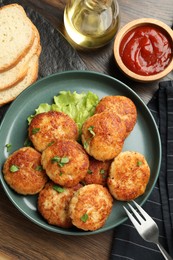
[{"x1": 110, "y1": 80, "x2": 173, "y2": 260}]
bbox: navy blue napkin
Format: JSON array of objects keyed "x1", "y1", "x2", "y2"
[{"x1": 110, "y1": 81, "x2": 173, "y2": 260}]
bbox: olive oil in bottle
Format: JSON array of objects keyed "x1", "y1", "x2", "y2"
[{"x1": 64, "y1": 0, "x2": 120, "y2": 49}]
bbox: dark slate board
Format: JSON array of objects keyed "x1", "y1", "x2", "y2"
[
  {"x1": 0, "y1": 0, "x2": 87, "y2": 121},
  {"x1": 25, "y1": 6, "x2": 88, "y2": 78}
]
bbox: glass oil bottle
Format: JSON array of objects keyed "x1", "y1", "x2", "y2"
[{"x1": 64, "y1": 0, "x2": 120, "y2": 49}]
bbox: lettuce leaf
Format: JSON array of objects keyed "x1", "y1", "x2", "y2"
[
  {"x1": 27, "y1": 103, "x2": 52, "y2": 124},
  {"x1": 27, "y1": 91, "x2": 99, "y2": 133}
]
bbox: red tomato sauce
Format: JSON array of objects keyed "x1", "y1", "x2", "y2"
[{"x1": 119, "y1": 25, "x2": 173, "y2": 76}]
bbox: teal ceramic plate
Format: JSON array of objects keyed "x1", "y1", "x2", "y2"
[{"x1": 0, "y1": 71, "x2": 161, "y2": 235}]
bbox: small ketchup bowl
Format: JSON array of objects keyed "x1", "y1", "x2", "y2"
[{"x1": 114, "y1": 18, "x2": 173, "y2": 82}]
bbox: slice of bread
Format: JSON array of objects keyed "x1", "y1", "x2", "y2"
[
  {"x1": 0, "y1": 4, "x2": 35, "y2": 72},
  {"x1": 0, "y1": 54, "x2": 39, "y2": 106},
  {"x1": 0, "y1": 26, "x2": 40, "y2": 90}
]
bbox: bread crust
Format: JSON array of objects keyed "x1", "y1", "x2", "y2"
[
  {"x1": 0, "y1": 53, "x2": 40, "y2": 106},
  {"x1": 0, "y1": 4, "x2": 35, "y2": 72},
  {"x1": 0, "y1": 3, "x2": 41, "y2": 106},
  {"x1": 0, "y1": 24, "x2": 40, "y2": 90}
]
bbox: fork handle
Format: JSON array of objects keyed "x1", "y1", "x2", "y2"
[{"x1": 157, "y1": 243, "x2": 173, "y2": 260}]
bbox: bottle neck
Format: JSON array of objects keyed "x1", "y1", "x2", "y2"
[{"x1": 84, "y1": 0, "x2": 113, "y2": 11}]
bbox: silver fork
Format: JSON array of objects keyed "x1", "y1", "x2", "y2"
[{"x1": 124, "y1": 200, "x2": 173, "y2": 260}]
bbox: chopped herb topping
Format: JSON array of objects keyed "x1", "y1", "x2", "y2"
[
  {"x1": 87, "y1": 169, "x2": 93, "y2": 174},
  {"x1": 137, "y1": 161, "x2": 143, "y2": 166},
  {"x1": 61, "y1": 157, "x2": 69, "y2": 164},
  {"x1": 47, "y1": 141, "x2": 54, "y2": 147},
  {"x1": 88, "y1": 126, "x2": 95, "y2": 136},
  {"x1": 80, "y1": 213, "x2": 88, "y2": 223},
  {"x1": 100, "y1": 168, "x2": 106, "y2": 178},
  {"x1": 5, "y1": 143, "x2": 12, "y2": 152},
  {"x1": 32, "y1": 128, "x2": 40, "y2": 134},
  {"x1": 24, "y1": 137, "x2": 32, "y2": 147},
  {"x1": 83, "y1": 128, "x2": 95, "y2": 150},
  {"x1": 84, "y1": 141, "x2": 88, "y2": 149},
  {"x1": 53, "y1": 185, "x2": 65, "y2": 193},
  {"x1": 51, "y1": 156, "x2": 70, "y2": 167},
  {"x1": 100, "y1": 169, "x2": 105, "y2": 174},
  {"x1": 83, "y1": 137, "x2": 93, "y2": 149},
  {"x1": 51, "y1": 156, "x2": 61, "y2": 163},
  {"x1": 10, "y1": 165, "x2": 19, "y2": 172},
  {"x1": 35, "y1": 165, "x2": 43, "y2": 171}
]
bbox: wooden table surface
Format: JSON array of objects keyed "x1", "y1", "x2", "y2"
[{"x1": 0, "y1": 0, "x2": 173, "y2": 259}]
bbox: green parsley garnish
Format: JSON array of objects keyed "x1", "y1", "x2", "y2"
[
  {"x1": 83, "y1": 137, "x2": 93, "y2": 150},
  {"x1": 10, "y1": 165, "x2": 19, "y2": 172},
  {"x1": 84, "y1": 141, "x2": 88, "y2": 149},
  {"x1": 51, "y1": 156, "x2": 70, "y2": 167},
  {"x1": 51, "y1": 156, "x2": 60, "y2": 162},
  {"x1": 87, "y1": 169, "x2": 93, "y2": 174},
  {"x1": 35, "y1": 165, "x2": 43, "y2": 171},
  {"x1": 47, "y1": 141, "x2": 54, "y2": 147},
  {"x1": 32, "y1": 128, "x2": 40, "y2": 134},
  {"x1": 5, "y1": 144, "x2": 12, "y2": 152},
  {"x1": 53, "y1": 185, "x2": 65, "y2": 193},
  {"x1": 100, "y1": 169, "x2": 105, "y2": 174},
  {"x1": 60, "y1": 157, "x2": 69, "y2": 164},
  {"x1": 80, "y1": 213, "x2": 88, "y2": 223},
  {"x1": 83, "y1": 128, "x2": 95, "y2": 150},
  {"x1": 100, "y1": 169, "x2": 106, "y2": 178},
  {"x1": 51, "y1": 156, "x2": 61, "y2": 163},
  {"x1": 137, "y1": 161, "x2": 143, "y2": 166},
  {"x1": 24, "y1": 137, "x2": 32, "y2": 147},
  {"x1": 88, "y1": 126, "x2": 95, "y2": 136}
]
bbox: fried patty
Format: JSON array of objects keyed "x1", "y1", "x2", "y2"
[
  {"x1": 3, "y1": 147, "x2": 48, "y2": 195},
  {"x1": 38, "y1": 181, "x2": 77, "y2": 228},
  {"x1": 83, "y1": 157, "x2": 111, "y2": 186},
  {"x1": 95, "y1": 96, "x2": 137, "y2": 136},
  {"x1": 107, "y1": 151, "x2": 150, "y2": 201},
  {"x1": 69, "y1": 184, "x2": 113, "y2": 231},
  {"x1": 81, "y1": 111, "x2": 126, "y2": 161},
  {"x1": 28, "y1": 111, "x2": 79, "y2": 152},
  {"x1": 41, "y1": 139, "x2": 89, "y2": 187}
]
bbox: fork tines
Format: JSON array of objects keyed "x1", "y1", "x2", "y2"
[{"x1": 123, "y1": 200, "x2": 151, "y2": 229}]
